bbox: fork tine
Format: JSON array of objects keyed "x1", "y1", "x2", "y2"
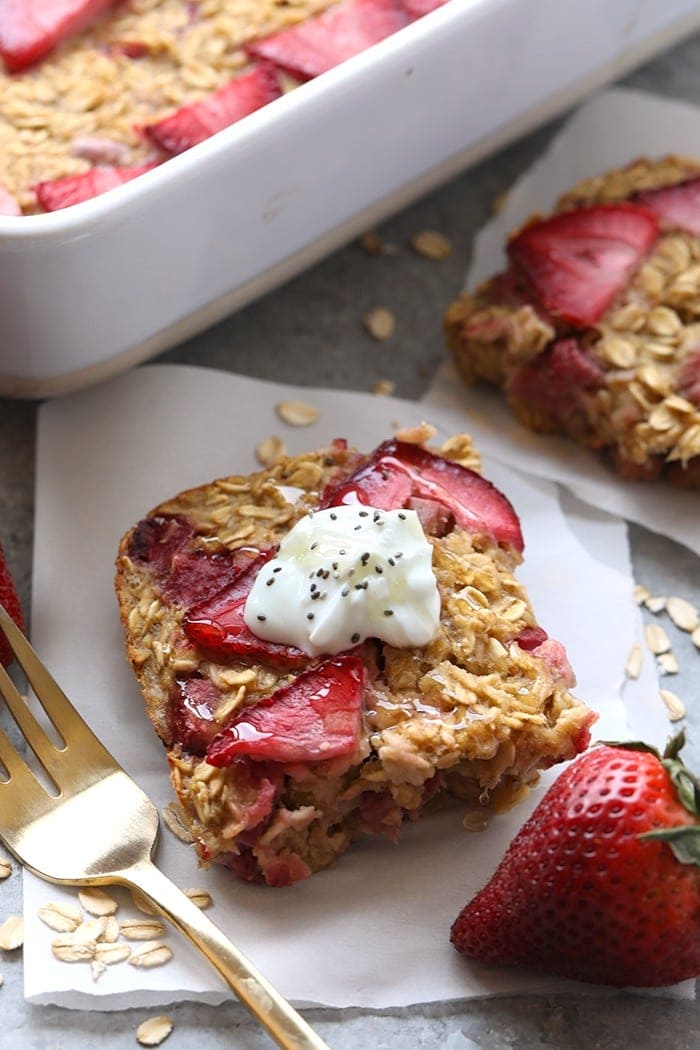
[
  {"x1": 0, "y1": 602, "x2": 111, "y2": 761},
  {"x1": 0, "y1": 660, "x2": 65, "y2": 785}
]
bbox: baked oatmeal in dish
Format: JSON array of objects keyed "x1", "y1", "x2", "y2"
[
  {"x1": 115, "y1": 433, "x2": 594, "y2": 887},
  {"x1": 445, "y1": 156, "x2": 700, "y2": 488},
  {"x1": 0, "y1": 0, "x2": 448, "y2": 214}
]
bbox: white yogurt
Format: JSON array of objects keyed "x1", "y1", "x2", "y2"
[{"x1": 244, "y1": 505, "x2": 441, "y2": 655}]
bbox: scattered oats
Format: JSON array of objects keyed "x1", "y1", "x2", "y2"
[
  {"x1": 410, "y1": 229, "x2": 452, "y2": 260},
  {"x1": 372, "y1": 379, "x2": 395, "y2": 397},
  {"x1": 0, "y1": 858, "x2": 11, "y2": 880},
  {"x1": 162, "y1": 802, "x2": 194, "y2": 844},
  {"x1": 645, "y1": 623, "x2": 671, "y2": 655},
  {"x1": 644, "y1": 595, "x2": 667, "y2": 614},
  {"x1": 692, "y1": 625, "x2": 700, "y2": 649},
  {"x1": 657, "y1": 651, "x2": 679, "y2": 675},
  {"x1": 94, "y1": 942, "x2": 132, "y2": 965},
  {"x1": 660, "y1": 689, "x2": 686, "y2": 722},
  {"x1": 136, "y1": 1015, "x2": 174, "y2": 1047},
  {"x1": 624, "y1": 643, "x2": 643, "y2": 680},
  {"x1": 462, "y1": 811, "x2": 488, "y2": 832},
  {"x1": 128, "y1": 944, "x2": 173, "y2": 969},
  {"x1": 120, "y1": 918, "x2": 167, "y2": 941},
  {"x1": 255, "y1": 434, "x2": 285, "y2": 467},
  {"x1": 360, "y1": 230, "x2": 395, "y2": 256},
  {"x1": 363, "y1": 306, "x2": 396, "y2": 342},
  {"x1": 102, "y1": 916, "x2": 120, "y2": 943},
  {"x1": 275, "y1": 400, "x2": 320, "y2": 427},
  {"x1": 393, "y1": 421, "x2": 437, "y2": 444},
  {"x1": 37, "y1": 902, "x2": 82, "y2": 933},
  {"x1": 131, "y1": 890, "x2": 159, "y2": 917},
  {"x1": 184, "y1": 888, "x2": 213, "y2": 910},
  {"x1": 633, "y1": 584, "x2": 650, "y2": 605},
  {"x1": 78, "y1": 887, "x2": 119, "y2": 917},
  {"x1": 73, "y1": 917, "x2": 108, "y2": 944},
  {"x1": 666, "y1": 596, "x2": 699, "y2": 633},
  {"x1": 91, "y1": 960, "x2": 107, "y2": 983},
  {"x1": 0, "y1": 915, "x2": 23, "y2": 951},
  {"x1": 51, "y1": 935, "x2": 96, "y2": 963}
]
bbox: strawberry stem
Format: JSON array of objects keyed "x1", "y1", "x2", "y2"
[{"x1": 640, "y1": 826, "x2": 700, "y2": 866}]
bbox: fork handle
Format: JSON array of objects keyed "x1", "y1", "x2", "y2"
[{"x1": 118, "y1": 858, "x2": 330, "y2": 1050}]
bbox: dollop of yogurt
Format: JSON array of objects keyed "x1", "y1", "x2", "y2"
[{"x1": 244, "y1": 505, "x2": 441, "y2": 656}]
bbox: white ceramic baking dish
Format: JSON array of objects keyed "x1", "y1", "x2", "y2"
[{"x1": 1, "y1": 0, "x2": 700, "y2": 398}]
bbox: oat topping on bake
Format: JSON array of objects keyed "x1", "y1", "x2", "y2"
[
  {"x1": 444, "y1": 155, "x2": 700, "y2": 487},
  {"x1": 115, "y1": 435, "x2": 594, "y2": 887}
]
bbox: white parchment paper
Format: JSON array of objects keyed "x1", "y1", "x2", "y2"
[
  {"x1": 25, "y1": 363, "x2": 691, "y2": 1009},
  {"x1": 425, "y1": 88, "x2": 699, "y2": 555}
]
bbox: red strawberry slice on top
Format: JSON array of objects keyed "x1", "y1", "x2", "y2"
[
  {"x1": 320, "y1": 439, "x2": 524, "y2": 551},
  {"x1": 206, "y1": 655, "x2": 365, "y2": 765},
  {"x1": 0, "y1": 0, "x2": 117, "y2": 72},
  {"x1": 34, "y1": 164, "x2": 157, "y2": 212},
  {"x1": 402, "y1": 0, "x2": 448, "y2": 16},
  {"x1": 246, "y1": 0, "x2": 409, "y2": 81},
  {"x1": 183, "y1": 551, "x2": 308, "y2": 668},
  {"x1": 144, "y1": 65, "x2": 283, "y2": 156},
  {"x1": 633, "y1": 174, "x2": 700, "y2": 236},
  {"x1": 507, "y1": 203, "x2": 659, "y2": 327}
]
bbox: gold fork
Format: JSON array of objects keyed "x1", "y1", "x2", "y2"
[{"x1": 0, "y1": 602, "x2": 329, "y2": 1050}]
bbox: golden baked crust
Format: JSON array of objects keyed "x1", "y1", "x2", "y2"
[
  {"x1": 116, "y1": 435, "x2": 594, "y2": 886},
  {"x1": 445, "y1": 156, "x2": 700, "y2": 487}
]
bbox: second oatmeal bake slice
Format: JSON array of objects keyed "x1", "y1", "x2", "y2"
[
  {"x1": 116, "y1": 433, "x2": 594, "y2": 886},
  {"x1": 445, "y1": 155, "x2": 700, "y2": 488}
]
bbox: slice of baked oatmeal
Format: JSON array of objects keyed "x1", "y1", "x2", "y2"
[
  {"x1": 115, "y1": 434, "x2": 594, "y2": 886},
  {"x1": 445, "y1": 156, "x2": 700, "y2": 487}
]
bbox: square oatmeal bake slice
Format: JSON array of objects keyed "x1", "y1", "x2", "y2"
[
  {"x1": 115, "y1": 434, "x2": 594, "y2": 886},
  {"x1": 445, "y1": 156, "x2": 700, "y2": 487}
]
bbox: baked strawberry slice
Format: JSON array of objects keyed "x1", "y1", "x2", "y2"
[
  {"x1": 402, "y1": 0, "x2": 448, "y2": 16},
  {"x1": 170, "y1": 676, "x2": 223, "y2": 753},
  {"x1": 34, "y1": 164, "x2": 157, "y2": 212},
  {"x1": 206, "y1": 655, "x2": 365, "y2": 765},
  {"x1": 184, "y1": 551, "x2": 307, "y2": 668},
  {"x1": 508, "y1": 203, "x2": 659, "y2": 327},
  {"x1": 634, "y1": 174, "x2": 700, "y2": 236},
  {"x1": 144, "y1": 65, "x2": 282, "y2": 156},
  {"x1": 0, "y1": 183, "x2": 21, "y2": 216},
  {"x1": 320, "y1": 439, "x2": 524, "y2": 551},
  {"x1": 451, "y1": 735, "x2": 700, "y2": 987},
  {"x1": 246, "y1": 0, "x2": 409, "y2": 81},
  {"x1": 0, "y1": 0, "x2": 117, "y2": 73},
  {"x1": 0, "y1": 538, "x2": 25, "y2": 668}
]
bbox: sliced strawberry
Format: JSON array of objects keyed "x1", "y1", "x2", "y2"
[
  {"x1": 508, "y1": 203, "x2": 659, "y2": 327},
  {"x1": 246, "y1": 0, "x2": 409, "y2": 81},
  {"x1": 170, "y1": 676, "x2": 222, "y2": 753},
  {"x1": 0, "y1": 538, "x2": 25, "y2": 668},
  {"x1": 164, "y1": 547, "x2": 259, "y2": 607},
  {"x1": 634, "y1": 175, "x2": 700, "y2": 236},
  {"x1": 127, "y1": 515, "x2": 194, "y2": 573},
  {"x1": 506, "y1": 337, "x2": 605, "y2": 429},
  {"x1": 144, "y1": 65, "x2": 282, "y2": 156},
  {"x1": 34, "y1": 164, "x2": 157, "y2": 212},
  {"x1": 319, "y1": 439, "x2": 524, "y2": 551},
  {"x1": 513, "y1": 625, "x2": 548, "y2": 651},
  {"x1": 0, "y1": 0, "x2": 117, "y2": 72},
  {"x1": 0, "y1": 182, "x2": 21, "y2": 216},
  {"x1": 206, "y1": 655, "x2": 365, "y2": 765},
  {"x1": 184, "y1": 551, "x2": 307, "y2": 668}
]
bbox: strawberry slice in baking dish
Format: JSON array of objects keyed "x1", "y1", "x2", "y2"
[
  {"x1": 144, "y1": 65, "x2": 283, "y2": 156},
  {"x1": 34, "y1": 164, "x2": 157, "y2": 212},
  {"x1": 402, "y1": 0, "x2": 449, "y2": 16},
  {"x1": 206, "y1": 655, "x2": 365, "y2": 765},
  {"x1": 0, "y1": 0, "x2": 118, "y2": 72},
  {"x1": 320, "y1": 438, "x2": 524, "y2": 551},
  {"x1": 507, "y1": 203, "x2": 659, "y2": 327},
  {"x1": 246, "y1": 0, "x2": 409, "y2": 81},
  {"x1": 183, "y1": 551, "x2": 308, "y2": 668},
  {"x1": 633, "y1": 174, "x2": 700, "y2": 236}
]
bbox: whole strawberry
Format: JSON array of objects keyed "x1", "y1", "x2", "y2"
[
  {"x1": 0, "y1": 537, "x2": 24, "y2": 667},
  {"x1": 451, "y1": 736, "x2": 700, "y2": 987}
]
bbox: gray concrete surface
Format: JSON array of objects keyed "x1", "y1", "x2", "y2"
[{"x1": 1, "y1": 29, "x2": 699, "y2": 1050}]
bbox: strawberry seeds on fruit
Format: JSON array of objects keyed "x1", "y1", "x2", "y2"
[{"x1": 451, "y1": 734, "x2": 700, "y2": 988}]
